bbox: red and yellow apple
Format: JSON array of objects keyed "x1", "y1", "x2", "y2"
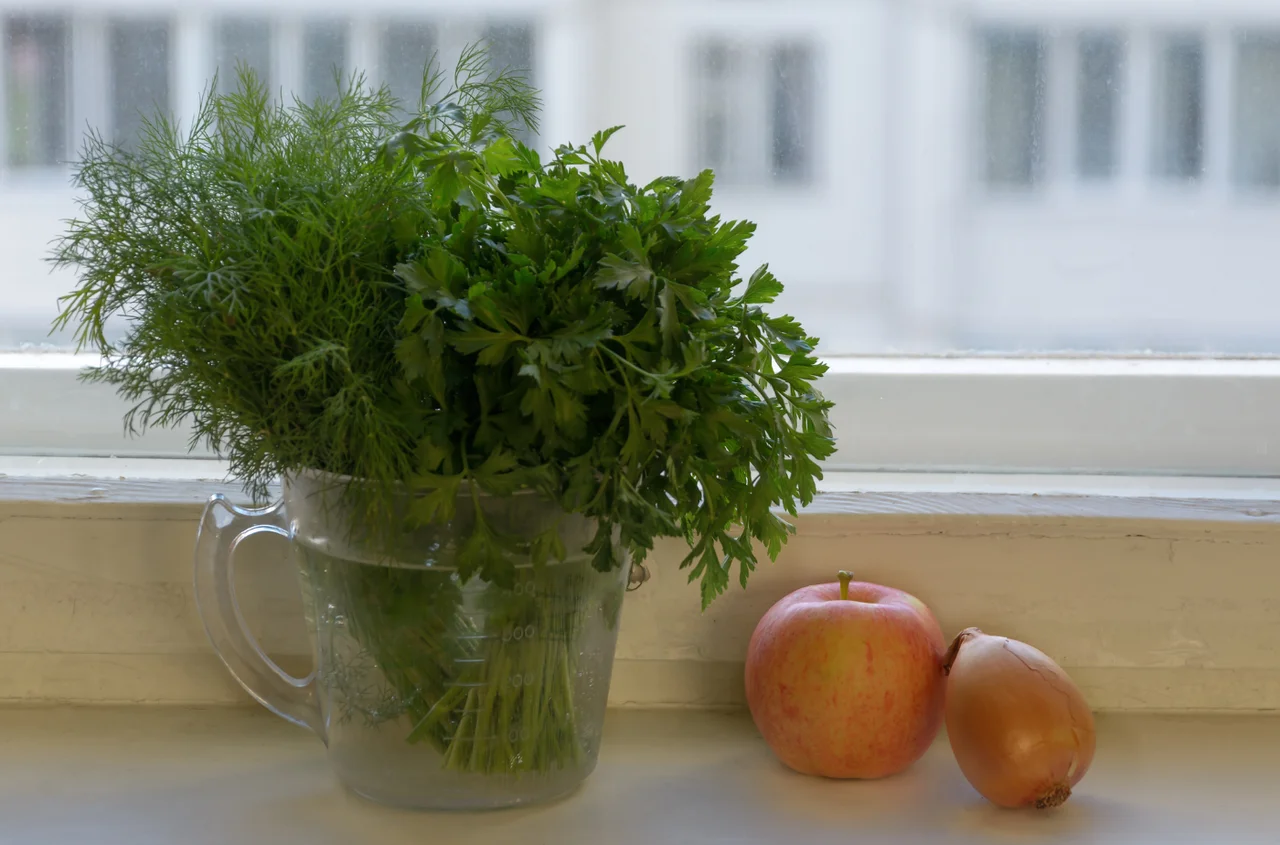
[{"x1": 745, "y1": 572, "x2": 946, "y2": 778}]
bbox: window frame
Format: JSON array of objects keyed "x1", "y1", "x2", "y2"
[{"x1": 5, "y1": 352, "x2": 1280, "y2": 480}]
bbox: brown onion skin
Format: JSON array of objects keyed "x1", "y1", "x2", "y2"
[{"x1": 943, "y1": 628, "x2": 1096, "y2": 809}]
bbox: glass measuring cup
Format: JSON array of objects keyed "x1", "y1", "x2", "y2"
[{"x1": 194, "y1": 469, "x2": 630, "y2": 809}]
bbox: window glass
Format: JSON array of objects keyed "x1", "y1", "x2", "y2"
[
  {"x1": 216, "y1": 17, "x2": 272, "y2": 91},
  {"x1": 1152, "y1": 35, "x2": 1204, "y2": 182},
  {"x1": 303, "y1": 20, "x2": 348, "y2": 103},
  {"x1": 5, "y1": 16, "x2": 67, "y2": 168},
  {"x1": 484, "y1": 22, "x2": 533, "y2": 82},
  {"x1": 483, "y1": 22, "x2": 536, "y2": 143},
  {"x1": 695, "y1": 41, "x2": 738, "y2": 178},
  {"x1": 694, "y1": 40, "x2": 813, "y2": 184},
  {"x1": 380, "y1": 22, "x2": 436, "y2": 116},
  {"x1": 1077, "y1": 32, "x2": 1123, "y2": 180},
  {"x1": 1233, "y1": 32, "x2": 1280, "y2": 190},
  {"x1": 110, "y1": 19, "x2": 171, "y2": 150},
  {"x1": 981, "y1": 30, "x2": 1045, "y2": 187},
  {"x1": 770, "y1": 43, "x2": 814, "y2": 182}
]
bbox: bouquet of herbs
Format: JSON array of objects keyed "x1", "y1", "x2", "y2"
[{"x1": 53, "y1": 47, "x2": 834, "y2": 774}]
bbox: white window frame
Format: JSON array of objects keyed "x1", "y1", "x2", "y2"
[{"x1": 5, "y1": 353, "x2": 1280, "y2": 481}]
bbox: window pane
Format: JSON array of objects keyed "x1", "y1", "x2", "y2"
[
  {"x1": 484, "y1": 22, "x2": 533, "y2": 82},
  {"x1": 1152, "y1": 35, "x2": 1204, "y2": 181},
  {"x1": 771, "y1": 43, "x2": 814, "y2": 182},
  {"x1": 1077, "y1": 32, "x2": 1123, "y2": 180},
  {"x1": 981, "y1": 30, "x2": 1045, "y2": 187},
  {"x1": 303, "y1": 20, "x2": 348, "y2": 102},
  {"x1": 694, "y1": 40, "x2": 808, "y2": 185},
  {"x1": 110, "y1": 20, "x2": 170, "y2": 150},
  {"x1": 5, "y1": 16, "x2": 67, "y2": 168},
  {"x1": 1233, "y1": 32, "x2": 1280, "y2": 190},
  {"x1": 380, "y1": 22, "x2": 436, "y2": 116},
  {"x1": 695, "y1": 41, "x2": 738, "y2": 177},
  {"x1": 8, "y1": 8, "x2": 1280, "y2": 356},
  {"x1": 484, "y1": 22, "x2": 536, "y2": 143},
  {"x1": 216, "y1": 18, "x2": 272, "y2": 91}
]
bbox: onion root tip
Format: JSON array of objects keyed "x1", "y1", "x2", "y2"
[{"x1": 1034, "y1": 783, "x2": 1072, "y2": 809}]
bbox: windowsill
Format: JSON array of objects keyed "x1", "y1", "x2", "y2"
[
  {"x1": 3, "y1": 457, "x2": 1280, "y2": 714},
  {"x1": 4, "y1": 455, "x2": 1280, "y2": 522},
  {"x1": 8, "y1": 354, "x2": 1280, "y2": 474},
  {"x1": 1, "y1": 705, "x2": 1277, "y2": 844}
]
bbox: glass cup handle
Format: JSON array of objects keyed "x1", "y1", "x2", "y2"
[{"x1": 194, "y1": 493, "x2": 325, "y2": 738}]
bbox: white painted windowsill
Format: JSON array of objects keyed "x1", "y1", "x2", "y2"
[
  {"x1": 2, "y1": 706, "x2": 1277, "y2": 845},
  {"x1": 3, "y1": 457, "x2": 1280, "y2": 715},
  {"x1": 3, "y1": 456, "x2": 1280, "y2": 523}
]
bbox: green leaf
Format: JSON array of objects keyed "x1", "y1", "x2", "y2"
[
  {"x1": 778, "y1": 355, "x2": 827, "y2": 388},
  {"x1": 679, "y1": 169, "x2": 715, "y2": 217},
  {"x1": 425, "y1": 157, "x2": 463, "y2": 205},
  {"x1": 591, "y1": 125, "x2": 624, "y2": 155},
  {"x1": 742, "y1": 265, "x2": 784, "y2": 305},
  {"x1": 553, "y1": 144, "x2": 588, "y2": 166},
  {"x1": 515, "y1": 142, "x2": 542, "y2": 172},
  {"x1": 617, "y1": 311, "x2": 659, "y2": 348},
  {"x1": 409, "y1": 473, "x2": 464, "y2": 524},
  {"x1": 416, "y1": 439, "x2": 451, "y2": 473},
  {"x1": 586, "y1": 522, "x2": 616, "y2": 573},
  {"x1": 530, "y1": 524, "x2": 567, "y2": 568},
  {"x1": 694, "y1": 547, "x2": 729, "y2": 609},
  {"x1": 457, "y1": 519, "x2": 511, "y2": 585},
  {"x1": 400, "y1": 294, "x2": 430, "y2": 333},
  {"x1": 476, "y1": 448, "x2": 520, "y2": 478},
  {"x1": 593, "y1": 254, "x2": 653, "y2": 299},
  {"x1": 395, "y1": 256, "x2": 473, "y2": 319},
  {"x1": 448, "y1": 323, "x2": 523, "y2": 365},
  {"x1": 670, "y1": 282, "x2": 715, "y2": 321},
  {"x1": 551, "y1": 245, "x2": 586, "y2": 281},
  {"x1": 482, "y1": 136, "x2": 522, "y2": 176},
  {"x1": 646, "y1": 399, "x2": 691, "y2": 420},
  {"x1": 395, "y1": 334, "x2": 431, "y2": 381}
]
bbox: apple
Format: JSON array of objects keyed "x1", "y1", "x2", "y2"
[{"x1": 744, "y1": 571, "x2": 946, "y2": 779}]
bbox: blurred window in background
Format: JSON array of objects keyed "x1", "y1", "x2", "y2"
[
  {"x1": 5, "y1": 16, "x2": 67, "y2": 169},
  {"x1": 981, "y1": 29, "x2": 1045, "y2": 187},
  {"x1": 1, "y1": 2, "x2": 1278, "y2": 357},
  {"x1": 1152, "y1": 33, "x2": 1204, "y2": 182},
  {"x1": 1076, "y1": 31, "x2": 1123, "y2": 181},
  {"x1": 1233, "y1": 31, "x2": 1280, "y2": 190},
  {"x1": 110, "y1": 19, "x2": 170, "y2": 152},
  {"x1": 215, "y1": 16, "x2": 272, "y2": 91},
  {"x1": 695, "y1": 39, "x2": 814, "y2": 185}
]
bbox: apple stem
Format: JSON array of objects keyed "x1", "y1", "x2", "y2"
[{"x1": 837, "y1": 570, "x2": 853, "y2": 601}]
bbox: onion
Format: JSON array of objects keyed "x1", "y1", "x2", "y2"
[{"x1": 942, "y1": 628, "x2": 1095, "y2": 809}]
